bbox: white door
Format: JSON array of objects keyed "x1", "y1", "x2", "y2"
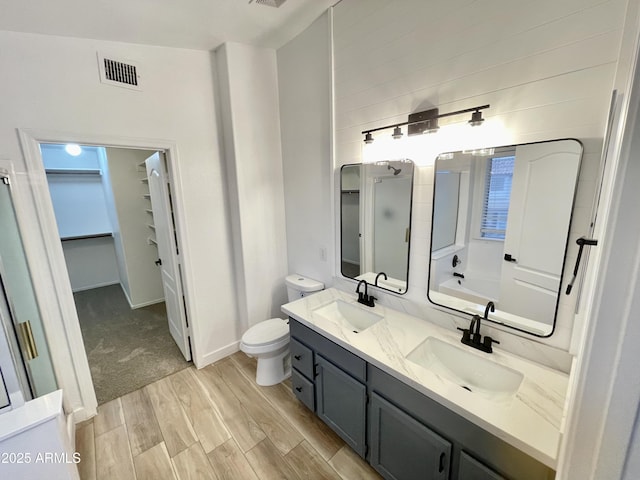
[
  {"x1": 498, "y1": 140, "x2": 581, "y2": 324},
  {"x1": 145, "y1": 153, "x2": 191, "y2": 361}
]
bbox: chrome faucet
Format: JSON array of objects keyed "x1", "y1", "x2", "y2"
[
  {"x1": 356, "y1": 279, "x2": 376, "y2": 307},
  {"x1": 374, "y1": 272, "x2": 387, "y2": 286}
]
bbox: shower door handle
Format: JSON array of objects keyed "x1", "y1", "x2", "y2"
[{"x1": 18, "y1": 320, "x2": 39, "y2": 360}]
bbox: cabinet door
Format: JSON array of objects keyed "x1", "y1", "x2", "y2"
[
  {"x1": 370, "y1": 393, "x2": 451, "y2": 480},
  {"x1": 315, "y1": 354, "x2": 367, "y2": 456},
  {"x1": 458, "y1": 452, "x2": 506, "y2": 480}
]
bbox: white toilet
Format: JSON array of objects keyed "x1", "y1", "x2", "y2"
[{"x1": 240, "y1": 274, "x2": 324, "y2": 386}]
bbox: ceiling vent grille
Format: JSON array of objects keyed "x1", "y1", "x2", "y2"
[
  {"x1": 97, "y1": 53, "x2": 142, "y2": 91},
  {"x1": 250, "y1": 0, "x2": 287, "y2": 7}
]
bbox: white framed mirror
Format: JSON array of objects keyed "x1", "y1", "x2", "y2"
[
  {"x1": 427, "y1": 139, "x2": 583, "y2": 336},
  {"x1": 340, "y1": 160, "x2": 415, "y2": 294}
]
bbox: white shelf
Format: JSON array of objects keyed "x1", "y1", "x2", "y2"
[{"x1": 45, "y1": 168, "x2": 101, "y2": 175}]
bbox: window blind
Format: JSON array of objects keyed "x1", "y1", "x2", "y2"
[{"x1": 480, "y1": 156, "x2": 515, "y2": 239}]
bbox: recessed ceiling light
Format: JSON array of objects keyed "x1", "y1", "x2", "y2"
[{"x1": 65, "y1": 144, "x2": 82, "y2": 156}]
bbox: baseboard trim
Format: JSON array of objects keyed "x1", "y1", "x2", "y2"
[
  {"x1": 196, "y1": 341, "x2": 240, "y2": 369},
  {"x1": 71, "y1": 280, "x2": 119, "y2": 293},
  {"x1": 130, "y1": 298, "x2": 165, "y2": 309},
  {"x1": 118, "y1": 284, "x2": 164, "y2": 310},
  {"x1": 71, "y1": 404, "x2": 96, "y2": 424}
]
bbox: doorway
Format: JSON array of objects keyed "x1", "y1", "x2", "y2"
[{"x1": 40, "y1": 143, "x2": 190, "y2": 404}]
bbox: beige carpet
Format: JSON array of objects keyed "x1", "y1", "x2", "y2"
[{"x1": 74, "y1": 284, "x2": 190, "y2": 405}]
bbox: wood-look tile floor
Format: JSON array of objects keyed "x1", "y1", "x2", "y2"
[{"x1": 76, "y1": 351, "x2": 382, "y2": 480}]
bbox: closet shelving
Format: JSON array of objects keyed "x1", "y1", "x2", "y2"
[
  {"x1": 138, "y1": 162, "x2": 157, "y2": 249},
  {"x1": 45, "y1": 168, "x2": 102, "y2": 175},
  {"x1": 45, "y1": 167, "x2": 113, "y2": 242}
]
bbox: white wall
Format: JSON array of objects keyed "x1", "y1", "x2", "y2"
[
  {"x1": 41, "y1": 144, "x2": 121, "y2": 292},
  {"x1": 216, "y1": 42, "x2": 289, "y2": 328},
  {"x1": 277, "y1": 12, "x2": 334, "y2": 288},
  {"x1": 327, "y1": 0, "x2": 626, "y2": 358},
  {"x1": 104, "y1": 147, "x2": 164, "y2": 308},
  {"x1": 61, "y1": 238, "x2": 120, "y2": 292},
  {"x1": 0, "y1": 30, "x2": 238, "y2": 418},
  {"x1": 98, "y1": 149, "x2": 129, "y2": 296}
]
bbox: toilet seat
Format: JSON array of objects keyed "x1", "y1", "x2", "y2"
[{"x1": 241, "y1": 318, "x2": 289, "y2": 349}]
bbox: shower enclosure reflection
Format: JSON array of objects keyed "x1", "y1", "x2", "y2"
[
  {"x1": 428, "y1": 140, "x2": 583, "y2": 336},
  {"x1": 340, "y1": 160, "x2": 414, "y2": 294}
]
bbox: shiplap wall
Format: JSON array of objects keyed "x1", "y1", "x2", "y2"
[{"x1": 332, "y1": 0, "x2": 627, "y2": 354}]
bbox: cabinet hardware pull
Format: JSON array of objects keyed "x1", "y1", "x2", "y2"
[
  {"x1": 439, "y1": 452, "x2": 445, "y2": 473},
  {"x1": 294, "y1": 355, "x2": 301, "y2": 360},
  {"x1": 295, "y1": 386, "x2": 302, "y2": 392}
]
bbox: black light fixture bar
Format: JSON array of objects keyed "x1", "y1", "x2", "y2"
[{"x1": 361, "y1": 104, "x2": 490, "y2": 139}]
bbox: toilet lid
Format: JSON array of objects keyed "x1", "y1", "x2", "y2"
[{"x1": 242, "y1": 318, "x2": 289, "y2": 346}]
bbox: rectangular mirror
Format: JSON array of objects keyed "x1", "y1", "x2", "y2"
[
  {"x1": 428, "y1": 139, "x2": 582, "y2": 336},
  {"x1": 340, "y1": 160, "x2": 414, "y2": 294}
]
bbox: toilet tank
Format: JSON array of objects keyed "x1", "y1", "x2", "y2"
[{"x1": 285, "y1": 274, "x2": 324, "y2": 302}]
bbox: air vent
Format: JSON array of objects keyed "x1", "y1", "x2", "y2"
[
  {"x1": 97, "y1": 53, "x2": 142, "y2": 91},
  {"x1": 250, "y1": 0, "x2": 287, "y2": 7}
]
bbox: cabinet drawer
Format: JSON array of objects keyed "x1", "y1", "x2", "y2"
[
  {"x1": 291, "y1": 338, "x2": 314, "y2": 380},
  {"x1": 290, "y1": 318, "x2": 366, "y2": 382},
  {"x1": 291, "y1": 369, "x2": 315, "y2": 411}
]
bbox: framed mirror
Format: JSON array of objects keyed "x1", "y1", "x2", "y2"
[
  {"x1": 340, "y1": 160, "x2": 414, "y2": 294},
  {"x1": 427, "y1": 139, "x2": 583, "y2": 336}
]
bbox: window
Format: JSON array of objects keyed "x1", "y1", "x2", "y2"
[{"x1": 480, "y1": 155, "x2": 515, "y2": 240}]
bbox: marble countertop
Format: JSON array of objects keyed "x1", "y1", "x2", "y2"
[{"x1": 282, "y1": 288, "x2": 569, "y2": 469}]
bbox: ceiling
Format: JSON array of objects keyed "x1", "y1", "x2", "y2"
[{"x1": 0, "y1": 0, "x2": 337, "y2": 51}]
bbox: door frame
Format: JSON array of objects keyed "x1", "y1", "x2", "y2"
[{"x1": 17, "y1": 128, "x2": 195, "y2": 421}]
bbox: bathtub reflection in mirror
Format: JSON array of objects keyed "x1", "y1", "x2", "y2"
[
  {"x1": 427, "y1": 139, "x2": 583, "y2": 336},
  {"x1": 340, "y1": 160, "x2": 414, "y2": 294}
]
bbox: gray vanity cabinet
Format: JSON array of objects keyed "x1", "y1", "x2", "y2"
[
  {"x1": 369, "y1": 365, "x2": 555, "y2": 480},
  {"x1": 288, "y1": 319, "x2": 554, "y2": 480},
  {"x1": 289, "y1": 319, "x2": 368, "y2": 457},
  {"x1": 370, "y1": 392, "x2": 451, "y2": 480},
  {"x1": 458, "y1": 452, "x2": 506, "y2": 480}
]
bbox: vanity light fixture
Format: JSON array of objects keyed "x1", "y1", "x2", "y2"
[
  {"x1": 469, "y1": 109, "x2": 485, "y2": 126},
  {"x1": 362, "y1": 104, "x2": 490, "y2": 144}
]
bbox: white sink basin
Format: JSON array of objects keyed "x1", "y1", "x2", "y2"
[
  {"x1": 312, "y1": 300, "x2": 383, "y2": 333},
  {"x1": 406, "y1": 337, "x2": 523, "y2": 400}
]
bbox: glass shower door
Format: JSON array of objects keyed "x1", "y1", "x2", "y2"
[{"x1": 0, "y1": 175, "x2": 57, "y2": 399}]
